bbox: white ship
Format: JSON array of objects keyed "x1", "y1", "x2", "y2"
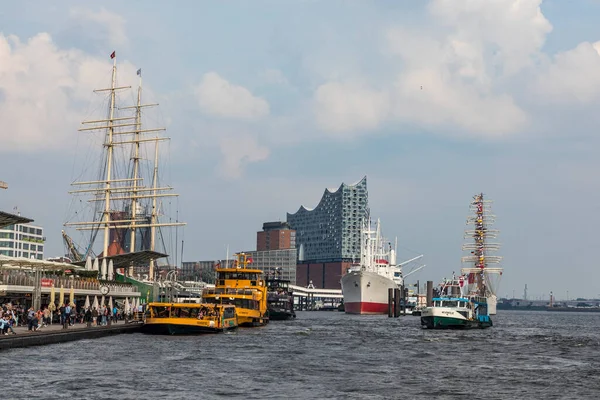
[
  {"x1": 460, "y1": 193, "x2": 503, "y2": 315},
  {"x1": 341, "y1": 219, "x2": 423, "y2": 315}
]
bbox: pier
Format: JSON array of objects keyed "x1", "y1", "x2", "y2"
[
  {"x1": 0, "y1": 321, "x2": 142, "y2": 351},
  {"x1": 290, "y1": 284, "x2": 342, "y2": 310}
]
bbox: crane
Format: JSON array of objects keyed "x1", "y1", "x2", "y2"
[{"x1": 61, "y1": 230, "x2": 84, "y2": 262}]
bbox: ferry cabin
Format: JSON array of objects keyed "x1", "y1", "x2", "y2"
[
  {"x1": 421, "y1": 295, "x2": 491, "y2": 329},
  {"x1": 142, "y1": 302, "x2": 237, "y2": 335},
  {"x1": 202, "y1": 255, "x2": 268, "y2": 327}
]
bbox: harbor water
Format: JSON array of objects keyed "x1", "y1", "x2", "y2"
[{"x1": 5, "y1": 310, "x2": 600, "y2": 399}]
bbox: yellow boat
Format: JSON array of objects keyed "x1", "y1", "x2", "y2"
[
  {"x1": 202, "y1": 252, "x2": 268, "y2": 327},
  {"x1": 141, "y1": 302, "x2": 237, "y2": 335}
]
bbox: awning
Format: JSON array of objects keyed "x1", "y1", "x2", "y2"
[
  {"x1": 72, "y1": 250, "x2": 168, "y2": 268},
  {"x1": 0, "y1": 255, "x2": 85, "y2": 271},
  {"x1": 0, "y1": 211, "x2": 34, "y2": 230}
]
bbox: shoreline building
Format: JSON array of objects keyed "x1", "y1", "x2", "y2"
[
  {"x1": 0, "y1": 221, "x2": 45, "y2": 259},
  {"x1": 287, "y1": 176, "x2": 369, "y2": 289},
  {"x1": 245, "y1": 221, "x2": 297, "y2": 283}
]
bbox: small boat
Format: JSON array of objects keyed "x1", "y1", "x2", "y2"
[
  {"x1": 202, "y1": 253, "x2": 269, "y2": 327},
  {"x1": 420, "y1": 276, "x2": 492, "y2": 329},
  {"x1": 266, "y1": 276, "x2": 296, "y2": 320},
  {"x1": 421, "y1": 295, "x2": 492, "y2": 329},
  {"x1": 141, "y1": 302, "x2": 237, "y2": 335}
]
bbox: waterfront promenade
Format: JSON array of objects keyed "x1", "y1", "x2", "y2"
[{"x1": 0, "y1": 319, "x2": 142, "y2": 350}]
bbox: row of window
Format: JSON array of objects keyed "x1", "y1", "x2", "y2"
[
  {"x1": 0, "y1": 250, "x2": 43, "y2": 259},
  {"x1": 1, "y1": 225, "x2": 43, "y2": 236},
  {"x1": 0, "y1": 241, "x2": 44, "y2": 251}
]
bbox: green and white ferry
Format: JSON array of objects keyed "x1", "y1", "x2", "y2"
[{"x1": 420, "y1": 294, "x2": 492, "y2": 329}]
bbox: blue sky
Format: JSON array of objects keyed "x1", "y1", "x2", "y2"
[{"x1": 2, "y1": 0, "x2": 600, "y2": 299}]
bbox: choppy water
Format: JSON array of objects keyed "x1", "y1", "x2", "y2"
[{"x1": 5, "y1": 311, "x2": 600, "y2": 399}]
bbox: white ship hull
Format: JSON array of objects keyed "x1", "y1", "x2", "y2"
[{"x1": 341, "y1": 270, "x2": 397, "y2": 314}]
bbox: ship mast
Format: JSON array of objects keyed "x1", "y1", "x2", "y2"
[
  {"x1": 65, "y1": 55, "x2": 186, "y2": 282},
  {"x1": 129, "y1": 70, "x2": 143, "y2": 255},
  {"x1": 461, "y1": 193, "x2": 503, "y2": 296},
  {"x1": 65, "y1": 53, "x2": 134, "y2": 260},
  {"x1": 149, "y1": 132, "x2": 159, "y2": 279},
  {"x1": 103, "y1": 55, "x2": 117, "y2": 259}
]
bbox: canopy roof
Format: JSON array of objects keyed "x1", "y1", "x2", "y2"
[
  {"x1": 0, "y1": 255, "x2": 85, "y2": 271},
  {"x1": 72, "y1": 250, "x2": 168, "y2": 268},
  {"x1": 0, "y1": 211, "x2": 34, "y2": 230}
]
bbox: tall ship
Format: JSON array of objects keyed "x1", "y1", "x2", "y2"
[
  {"x1": 202, "y1": 253, "x2": 269, "y2": 327},
  {"x1": 340, "y1": 219, "x2": 423, "y2": 314},
  {"x1": 63, "y1": 52, "x2": 185, "y2": 286},
  {"x1": 460, "y1": 193, "x2": 503, "y2": 315}
]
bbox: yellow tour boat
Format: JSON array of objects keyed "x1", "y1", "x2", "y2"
[
  {"x1": 202, "y1": 252, "x2": 269, "y2": 327},
  {"x1": 141, "y1": 302, "x2": 237, "y2": 335}
]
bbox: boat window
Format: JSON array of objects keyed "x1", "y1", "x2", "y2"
[
  {"x1": 434, "y1": 301, "x2": 440, "y2": 307},
  {"x1": 178, "y1": 307, "x2": 191, "y2": 318},
  {"x1": 444, "y1": 301, "x2": 458, "y2": 308},
  {"x1": 152, "y1": 306, "x2": 169, "y2": 318},
  {"x1": 189, "y1": 307, "x2": 199, "y2": 318},
  {"x1": 223, "y1": 307, "x2": 235, "y2": 319}
]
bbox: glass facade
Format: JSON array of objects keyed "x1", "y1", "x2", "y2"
[
  {"x1": 287, "y1": 176, "x2": 369, "y2": 263},
  {"x1": 245, "y1": 249, "x2": 297, "y2": 283},
  {"x1": 0, "y1": 223, "x2": 45, "y2": 259}
]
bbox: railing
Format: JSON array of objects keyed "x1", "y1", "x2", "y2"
[
  {"x1": 0, "y1": 272, "x2": 138, "y2": 293},
  {"x1": 203, "y1": 288, "x2": 257, "y2": 296}
]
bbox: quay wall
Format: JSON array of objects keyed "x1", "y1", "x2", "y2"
[{"x1": 0, "y1": 324, "x2": 142, "y2": 351}]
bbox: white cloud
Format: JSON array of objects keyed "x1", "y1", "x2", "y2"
[
  {"x1": 217, "y1": 134, "x2": 270, "y2": 179},
  {"x1": 69, "y1": 7, "x2": 128, "y2": 48},
  {"x1": 532, "y1": 41, "x2": 600, "y2": 104},
  {"x1": 314, "y1": 82, "x2": 389, "y2": 134},
  {"x1": 312, "y1": 0, "x2": 566, "y2": 138},
  {"x1": 196, "y1": 72, "x2": 270, "y2": 120},
  {"x1": 0, "y1": 30, "x2": 144, "y2": 154},
  {"x1": 0, "y1": 34, "x2": 100, "y2": 152},
  {"x1": 429, "y1": 0, "x2": 552, "y2": 76}
]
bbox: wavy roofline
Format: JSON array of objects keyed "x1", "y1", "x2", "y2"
[{"x1": 287, "y1": 176, "x2": 367, "y2": 216}]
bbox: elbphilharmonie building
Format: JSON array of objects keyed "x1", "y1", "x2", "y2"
[{"x1": 287, "y1": 176, "x2": 369, "y2": 289}]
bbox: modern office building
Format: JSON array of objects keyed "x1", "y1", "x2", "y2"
[
  {"x1": 245, "y1": 248, "x2": 297, "y2": 283},
  {"x1": 180, "y1": 259, "x2": 236, "y2": 282},
  {"x1": 287, "y1": 176, "x2": 369, "y2": 289},
  {"x1": 245, "y1": 221, "x2": 297, "y2": 283},
  {"x1": 0, "y1": 222, "x2": 45, "y2": 259}
]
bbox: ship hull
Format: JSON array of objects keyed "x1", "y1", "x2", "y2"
[
  {"x1": 420, "y1": 307, "x2": 492, "y2": 329},
  {"x1": 141, "y1": 320, "x2": 237, "y2": 335},
  {"x1": 341, "y1": 270, "x2": 397, "y2": 315}
]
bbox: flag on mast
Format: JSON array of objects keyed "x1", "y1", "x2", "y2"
[
  {"x1": 110, "y1": 51, "x2": 116, "y2": 59},
  {"x1": 137, "y1": 68, "x2": 142, "y2": 76}
]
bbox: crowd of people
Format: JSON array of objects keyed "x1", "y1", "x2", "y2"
[{"x1": 0, "y1": 302, "x2": 140, "y2": 334}]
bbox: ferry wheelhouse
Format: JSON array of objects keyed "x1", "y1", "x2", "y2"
[
  {"x1": 202, "y1": 253, "x2": 268, "y2": 327},
  {"x1": 141, "y1": 302, "x2": 237, "y2": 335}
]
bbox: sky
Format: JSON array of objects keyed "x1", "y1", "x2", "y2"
[{"x1": 2, "y1": 0, "x2": 600, "y2": 299}]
